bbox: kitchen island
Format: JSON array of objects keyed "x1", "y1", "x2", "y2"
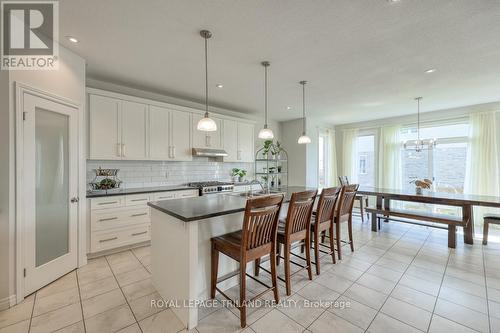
[{"x1": 147, "y1": 187, "x2": 316, "y2": 329}]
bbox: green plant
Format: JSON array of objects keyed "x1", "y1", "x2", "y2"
[
  {"x1": 231, "y1": 168, "x2": 247, "y2": 178},
  {"x1": 262, "y1": 140, "x2": 273, "y2": 156}
]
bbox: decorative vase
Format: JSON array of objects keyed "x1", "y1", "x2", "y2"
[{"x1": 415, "y1": 186, "x2": 423, "y2": 195}]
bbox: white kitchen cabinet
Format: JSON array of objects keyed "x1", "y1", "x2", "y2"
[
  {"x1": 121, "y1": 101, "x2": 148, "y2": 160},
  {"x1": 237, "y1": 122, "x2": 254, "y2": 162},
  {"x1": 149, "y1": 105, "x2": 170, "y2": 160},
  {"x1": 89, "y1": 94, "x2": 121, "y2": 159},
  {"x1": 170, "y1": 110, "x2": 192, "y2": 161},
  {"x1": 192, "y1": 114, "x2": 222, "y2": 149},
  {"x1": 222, "y1": 119, "x2": 238, "y2": 161}
]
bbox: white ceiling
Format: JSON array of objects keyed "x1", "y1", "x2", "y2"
[{"x1": 60, "y1": 0, "x2": 500, "y2": 124}]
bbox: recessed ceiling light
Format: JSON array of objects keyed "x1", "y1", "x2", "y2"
[
  {"x1": 286, "y1": 106, "x2": 292, "y2": 110},
  {"x1": 67, "y1": 36, "x2": 78, "y2": 43},
  {"x1": 425, "y1": 68, "x2": 436, "y2": 73},
  {"x1": 216, "y1": 84, "x2": 223, "y2": 88},
  {"x1": 387, "y1": 0, "x2": 401, "y2": 3}
]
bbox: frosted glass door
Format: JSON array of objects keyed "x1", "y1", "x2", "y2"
[
  {"x1": 22, "y1": 92, "x2": 78, "y2": 296},
  {"x1": 35, "y1": 109, "x2": 70, "y2": 266}
]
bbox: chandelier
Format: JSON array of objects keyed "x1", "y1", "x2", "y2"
[{"x1": 403, "y1": 97, "x2": 437, "y2": 152}]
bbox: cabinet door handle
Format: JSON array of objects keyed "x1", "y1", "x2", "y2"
[
  {"x1": 132, "y1": 231, "x2": 148, "y2": 236},
  {"x1": 168, "y1": 146, "x2": 172, "y2": 158},
  {"x1": 172, "y1": 146, "x2": 176, "y2": 158},
  {"x1": 131, "y1": 213, "x2": 148, "y2": 217},
  {"x1": 237, "y1": 150, "x2": 241, "y2": 160},
  {"x1": 98, "y1": 201, "x2": 118, "y2": 206},
  {"x1": 121, "y1": 144, "x2": 126, "y2": 157},
  {"x1": 158, "y1": 195, "x2": 174, "y2": 200},
  {"x1": 130, "y1": 198, "x2": 147, "y2": 202},
  {"x1": 116, "y1": 143, "x2": 121, "y2": 157},
  {"x1": 98, "y1": 217, "x2": 118, "y2": 222},
  {"x1": 99, "y1": 237, "x2": 118, "y2": 243}
]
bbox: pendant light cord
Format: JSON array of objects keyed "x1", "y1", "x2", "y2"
[
  {"x1": 264, "y1": 63, "x2": 268, "y2": 128},
  {"x1": 415, "y1": 97, "x2": 422, "y2": 143},
  {"x1": 204, "y1": 36, "x2": 209, "y2": 117},
  {"x1": 301, "y1": 81, "x2": 307, "y2": 135}
]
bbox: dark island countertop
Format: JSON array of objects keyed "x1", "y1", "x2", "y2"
[
  {"x1": 86, "y1": 185, "x2": 194, "y2": 198},
  {"x1": 148, "y1": 186, "x2": 320, "y2": 222}
]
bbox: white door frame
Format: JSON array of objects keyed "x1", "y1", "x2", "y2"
[{"x1": 15, "y1": 82, "x2": 85, "y2": 303}]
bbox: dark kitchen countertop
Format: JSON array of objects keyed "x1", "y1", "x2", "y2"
[
  {"x1": 86, "y1": 185, "x2": 194, "y2": 198},
  {"x1": 148, "y1": 186, "x2": 320, "y2": 222}
]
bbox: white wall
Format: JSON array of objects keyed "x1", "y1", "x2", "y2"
[{"x1": 3, "y1": 46, "x2": 86, "y2": 306}]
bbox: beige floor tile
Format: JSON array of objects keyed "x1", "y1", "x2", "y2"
[
  {"x1": 82, "y1": 288, "x2": 126, "y2": 319},
  {"x1": 129, "y1": 292, "x2": 164, "y2": 321},
  {"x1": 442, "y1": 276, "x2": 487, "y2": 298},
  {"x1": 308, "y1": 311, "x2": 363, "y2": 333},
  {"x1": 488, "y1": 300, "x2": 500, "y2": 319},
  {"x1": 116, "y1": 266, "x2": 151, "y2": 287},
  {"x1": 329, "y1": 296, "x2": 377, "y2": 330},
  {"x1": 357, "y1": 273, "x2": 397, "y2": 295},
  {"x1": 106, "y1": 251, "x2": 136, "y2": 265},
  {"x1": 30, "y1": 303, "x2": 82, "y2": 333},
  {"x1": 196, "y1": 308, "x2": 242, "y2": 333},
  {"x1": 367, "y1": 313, "x2": 422, "y2": 333},
  {"x1": 122, "y1": 278, "x2": 157, "y2": 301},
  {"x1": 439, "y1": 286, "x2": 488, "y2": 314},
  {"x1": 33, "y1": 287, "x2": 80, "y2": 316},
  {"x1": 405, "y1": 265, "x2": 444, "y2": 284},
  {"x1": 140, "y1": 254, "x2": 151, "y2": 266},
  {"x1": 84, "y1": 304, "x2": 135, "y2": 333},
  {"x1": 366, "y1": 265, "x2": 404, "y2": 282},
  {"x1": 132, "y1": 246, "x2": 151, "y2": 259},
  {"x1": 36, "y1": 271, "x2": 78, "y2": 299},
  {"x1": 251, "y1": 309, "x2": 303, "y2": 333},
  {"x1": 116, "y1": 323, "x2": 142, "y2": 333},
  {"x1": 76, "y1": 257, "x2": 108, "y2": 275},
  {"x1": 381, "y1": 297, "x2": 432, "y2": 331},
  {"x1": 328, "y1": 264, "x2": 365, "y2": 281},
  {"x1": 296, "y1": 282, "x2": 340, "y2": 305},
  {"x1": 139, "y1": 308, "x2": 185, "y2": 333},
  {"x1": 343, "y1": 283, "x2": 388, "y2": 310},
  {"x1": 391, "y1": 284, "x2": 436, "y2": 312},
  {"x1": 0, "y1": 319, "x2": 29, "y2": 333},
  {"x1": 428, "y1": 315, "x2": 478, "y2": 333},
  {"x1": 399, "y1": 274, "x2": 441, "y2": 296},
  {"x1": 76, "y1": 264, "x2": 114, "y2": 286},
  {"x1": 79, "y1": 275, "x2": 119, "y2": 300},
  {"x1": 0, "y1": 297, "x2": 34, "y2": 329},
  {"x1": 277, "y1": 294, "x2": 325, "y2": 328},
  {"x1": 109, "y1": 259, "x2": 142, "y2": 276},
  {"x1": 314, "y1": 271, "x2": 353, "y2": 294},
  {"x1": 434, "y1": 298, "x2": 489, "y2": 333},
  {"x1": 488, "y1": 286, "x2": 500, "y2": 303},
  {"x1": 54, "y1": 321, "x2": 85, "y2": 333}
]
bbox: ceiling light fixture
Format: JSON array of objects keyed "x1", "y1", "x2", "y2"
[
  {"x1": 216, "y1": 84, "x2": 223, "y2": 88},
  {"x1": 403, "y1": 97, "x2": 437, "y2": 153},
  {"x1": 67, "y1": 36, "x2": 78, "y2": 43},
  {"x1": 197, "y1": 30, "x2": 217, "y2": 132},
  {"x1": 258, "y1": 61, "x2": 274, "y2": 139},
  {"x1": 297, "y1": 81, "x2": 311, "y2": 144},
  {"x1": 425, "y1": 68, "x2": 436, "y2": 73},
  {"x1": 286, "y1": 106, "x2": 292, "y2": 110}
]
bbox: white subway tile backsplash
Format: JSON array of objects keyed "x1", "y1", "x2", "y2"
[{"x1": 87, "y1": 159, "x2": 253, "y2": 189}]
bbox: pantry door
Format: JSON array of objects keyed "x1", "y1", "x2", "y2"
[{"x1": 20, "y1": 91, "x2": 79, "y2": 296}]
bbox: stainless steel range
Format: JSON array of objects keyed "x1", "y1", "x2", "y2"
[{"x1": 188, "y1": 181, "x2": 234, "y2": 196}]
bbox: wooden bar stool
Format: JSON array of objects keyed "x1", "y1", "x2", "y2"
[
  {"x1": 339, "y1": 176, "x2": 369, "y2": 222},
  {"x1": 210, "y1": 194, "x2": 284, "y2": 328},
  {"x1": 310, "y1": 187, "x2": 341, "y2": 275},
  {"x1": 483, "y1": 214, "x2": 500, "y2": 245},
  {"x1": 255, "y1": 190, "x2": 317, "y2": 295},
  {"x1": 335, "y1": 184, "x2": 359, "y2": 260}
]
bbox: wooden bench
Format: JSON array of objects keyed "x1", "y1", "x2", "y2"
[{"x1": 366, "y1": 206, "x2": 468, "y2": 248}]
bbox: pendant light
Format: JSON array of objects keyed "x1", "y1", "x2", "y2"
[
  {"x1": 403, "y1": 97, "x2": 437, "y2": 152},
  {"x1": 297, "y1": 80, "x2": 311, "y2": 144},
  {"x1": 258, "y1": 61, "x2": 274, "y2": 139},
  {"x1": 197, "y1": 30, "x2": 217, "y2": 132}
]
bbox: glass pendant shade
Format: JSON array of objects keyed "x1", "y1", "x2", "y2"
[
  {"x1": 298, "y1": 134, "x2": 311, "y2": 144},
  {"x1": 258, "y1": 127, "x2": 274, "y2": 139},
  {"x1": 197, "y1": 113, "x2": 217, "y2": 131}
]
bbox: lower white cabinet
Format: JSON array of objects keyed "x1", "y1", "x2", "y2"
[{"x1": 89, "y1": 189, "x2": 198, "y2": 253}]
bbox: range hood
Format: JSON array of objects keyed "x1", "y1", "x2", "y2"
[{"x1": 192, "y1": 148, "x2": 228, "y2": 157}]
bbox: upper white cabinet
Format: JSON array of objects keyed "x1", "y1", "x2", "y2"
[
  {"x1": 192, "y1": 114, "x2": 222, "y2": 149},
  {"x1": 121, "y1": 101, "x2": 148, "y2": 160},
  {"x1": 89, "y1": 95, "x2": 121, "y2": 160},
  {"x1": 89, "y1": 95, "x2": 147, "y2": 160},
  {"x1": 88, "y1": 89, "x2": 254, "y2": 162}
]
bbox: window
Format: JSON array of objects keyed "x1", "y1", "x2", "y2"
[
  {"x1": 357, "y1": 135, "x2": 375, "y2": 186},
  {"x1": 318, "y1": 131, "x2": 330, "y2": 187}
]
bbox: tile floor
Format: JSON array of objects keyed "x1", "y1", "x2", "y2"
[{"x1": 2, "y1": 217, "x2": 500, "y2": 333}]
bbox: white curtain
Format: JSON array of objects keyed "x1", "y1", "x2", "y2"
[
  {"x1": 378, "y1": 125, "x2": 402, "y2": 189},
  {"x1": 464, "y1": 112, "x2": 500, "y2": 231},
  {"x1": 342, "y1": 128, "x2": 359, "y2": 184},
  {"x1": 328, "y1": 130, "x2": 338, "y2": 186}
]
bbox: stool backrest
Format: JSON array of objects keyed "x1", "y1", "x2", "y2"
[
  {"x1": 338, "y1": 176, "x2": 349, "y2": 186},
  {"x1": 337, "y1": 184, "x2": 359, "y2": 218},
  {"x1": 316, "y1": 187, "x2": 341, "y2": 226},
  {"x1": 284, "y1": 190, "x2": 318, "y2": 235},
  {"x1": 242, "y1": 194, "x2": 284, "y2": 251}
]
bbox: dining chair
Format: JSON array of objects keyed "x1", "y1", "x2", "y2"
[
  {"x1": 210, "y1": 194, "x2": 283, "y2": 328},
  {"x1": 483, "y1": 214, "x2": 500, "y2": 245},
  {"x1": 334, "y1": 184, "x2": 359, "y2": 260},
  {"x1": 338, "y1": 176, "x2": 369, "y2": 222}
]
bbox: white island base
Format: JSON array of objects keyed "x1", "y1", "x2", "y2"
[{"x1": 151, "y1": 208, "x2": 247, "y2": 330}]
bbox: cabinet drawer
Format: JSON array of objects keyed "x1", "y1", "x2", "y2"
[
  {"x1": 125, "y1": 193, "x2": 151, "y2": 206},
  {"x1": 91, "y1": 224, "x2": 150, "y2": 252},
  {"x1": 153, "y1": 192, "x2": 176, "y2": 201},
  {"x1": 91, "y1": 196, "x2": 125, "y2": 210},
  {"x1": 175, "y1": 189, "x2": 199, "y2": 198},
  {"x1": 91, "y1": 206, "x2": 150, "y2": 231}
]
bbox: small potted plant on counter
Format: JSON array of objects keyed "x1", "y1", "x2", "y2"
[{"x1": 231, "y1": 168, "x2": 247, "y2": 183}]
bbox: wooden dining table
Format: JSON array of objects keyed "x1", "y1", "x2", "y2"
[{"x1": 358, "y1": 186, "x2": 500, "y2": 245}]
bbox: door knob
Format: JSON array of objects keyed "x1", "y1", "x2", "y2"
[{"x1": 70, "y1": 197, "x2": 79, "y2": 203}]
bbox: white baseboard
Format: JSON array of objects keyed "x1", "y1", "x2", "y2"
[{"x1": 0, "y1": 295, "x2": 17, "y2": 311}]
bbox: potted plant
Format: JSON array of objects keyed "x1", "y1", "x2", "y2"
[
  {"x1": 262, "y1": 140, "x2": 273, "y2": 157},
  {"x1": 409, "y1": 178, "x2": 432, "y2": 195},
  {"x1": 231, "y1": 168, "x2": 247, "y2": 182}
]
